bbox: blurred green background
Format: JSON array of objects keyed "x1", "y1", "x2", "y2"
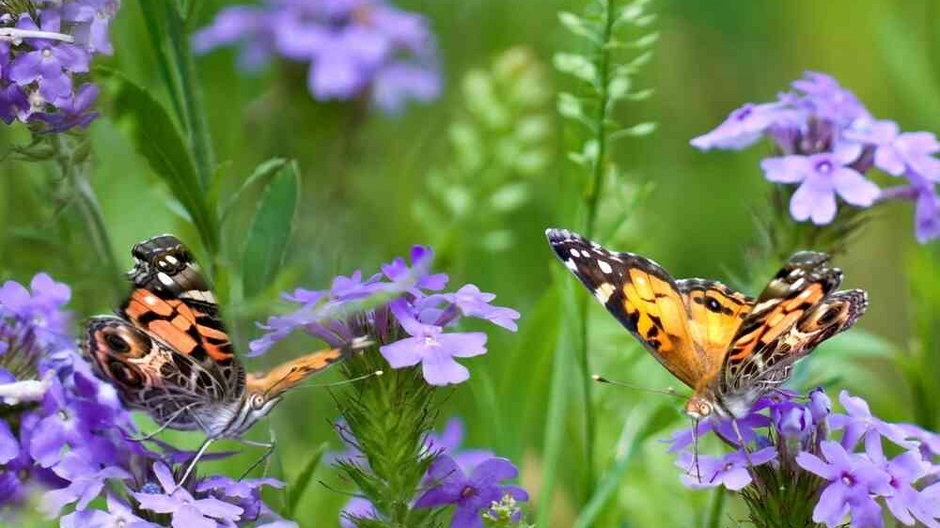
[{"x1": 2, "y1": 0, "x2": 939, "y2": 526}]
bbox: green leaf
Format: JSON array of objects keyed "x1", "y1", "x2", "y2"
[
  {"x1": 220, "y1": 158, "x2": 289, "y2": 223},
  {"x1": 557, "y1": 92, "x2": 585, "y2": 120},
  {"x1": 285, "y1": 442, "x2": 329, "y2": 517},
  {"x1": 242, "y1": 160, "x2": 300, "y2": 297},
  {"x1": 107, "y1": 73, "x2": 218, "y2": 252},
  {"x1": 553, "y1": 53, "x2": 598, "y2": 84},
  {"x1": 558, "y1": 11, "x2": 598, "y2": 41}
]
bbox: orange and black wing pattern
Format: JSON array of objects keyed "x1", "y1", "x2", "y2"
[
  {"x1": 120, "y1": 235, "x2": 244, "y2": 401},
  {"x1": 718, "y1": 251, "x2": 865, "y2": 394},
  {"x1": 676, "y1": 278, "x2": 753, "y2": 373},
  {"x1": 546, "y1": 228, "x2": 708, "y2": 389}
]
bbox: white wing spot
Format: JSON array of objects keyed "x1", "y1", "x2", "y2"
[
  {"x1": 164, "y1": 255, "x2": 179, "y2": 265},
  {"x1": 144, "y1": 295, "x2": 158, "y2": 306},
  {"x1": 569, "y1": 248, "x2": 582, "y2": 258},
  {"x1": 594, "y1": 283, "x2": 616, "y2": 303},
  {"x1": 598, "y1": 260, "x2": 613, "y2": 274},
  {"x1": 565, "y1": 259, "x2": 578, "y2": 271},
  {"x1": 158, "y1": 273, "x2": 174, "y2": 287}
]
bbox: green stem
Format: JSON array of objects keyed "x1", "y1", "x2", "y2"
[
  {"x1": 55, "y1": 136, "x2": 123, "y2": 300},
  {"x1": 162, "y1": 1, "x2": 215, "y2": 190},
  {"x1": 705, "y1": 488, "x2": 725, "y2": 528},
  {"x1": 577, "y1": 0, "x2": 617, "y2": 500}
]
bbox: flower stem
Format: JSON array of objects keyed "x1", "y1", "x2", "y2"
[
  {"x1": 577, "y1": 0, "x2": 618, "y2": 500},
  {"x1": 54, "y1": 135, "x2": 123, "y2": 301}
]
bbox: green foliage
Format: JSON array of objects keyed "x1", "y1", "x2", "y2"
[
  {"x1": 414, "y1": 47, "x2": 552, "y2": 261},
  {"x1": 242, "y1": 160, "x2": 299, "y2": 297},
  {"x1": 285, "y1": 442, "x2": 330, "y2": 518},
  {"x1": 335, "y1": 344, "x2": 442, "y2": 528}
]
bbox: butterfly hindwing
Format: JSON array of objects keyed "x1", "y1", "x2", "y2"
[
  {"x1": 547, "y1": 229, "x2": 707, "y2": 388},
  {"x1": 84, "y1": 316, "x2": 223, "y2": 431},
  {"x1": 719, "y1": 251, "x2": 850, "y2": 394}
]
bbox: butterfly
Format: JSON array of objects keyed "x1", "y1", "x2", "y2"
[
  {"x1": 83, "y1": 235, "x2": 368, "y2": 481},
  {"x1": 546, "y1": 228, "x2": 868, "y2": 421}
]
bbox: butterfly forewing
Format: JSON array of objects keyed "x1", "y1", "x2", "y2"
[
  {"x1": 122, "y1": 236, "x2": 245, "y2": 401},
  {"x1": 546, "y1": 229, "x2": 707, "y2": 388},
  {"x1": 676, "y1": 279, "x2": 754, "y2": 369}
]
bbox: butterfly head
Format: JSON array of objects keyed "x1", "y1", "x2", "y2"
[{"x1": 683, "y1": 396, "x2": 715, "y2": 420}]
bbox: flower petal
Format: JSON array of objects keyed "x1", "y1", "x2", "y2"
[{"x1": 832, "y1": 168, "x2": 880, "y2": 207}]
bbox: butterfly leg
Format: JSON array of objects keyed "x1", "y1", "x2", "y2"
[
  {"x1": 129, "y1": 403, "x2": 198, "y2": 442},
  {"x1": 236, "y1": 430, "x2": 278, "y2": 481},
  {"x1": 175, "y1": 437, "x2": 216, "y2": 491},
  {"x1": 729, "y1": 418, "x2": 756, "y2": 469}
]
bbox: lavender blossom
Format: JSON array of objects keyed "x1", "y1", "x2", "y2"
[
  {"x1": 195, "y1": 0, "x2": 442, "y2": 114},
  {"x1": 415, "y1": 456, "x2": 529, "y2": 528},
  {"x1": 251, "y1": 245, "x2": 519, "y2": 386},
  {"x1": 666, "y1": 388, "x2": 940, "y2": 528},
  {"x1": 0, "y1": 1, "x2": 119, "y2": 131},
  {"x1": 692, "y1": 71, "x2": 940, "y2": 241}
]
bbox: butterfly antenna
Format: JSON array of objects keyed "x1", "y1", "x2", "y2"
[
  {"x1": 591, "y1": 374, "x2": 687, "y2": 400},
  {"x1": 296, "y1": 369, "x2": 384, "y2": 390}
]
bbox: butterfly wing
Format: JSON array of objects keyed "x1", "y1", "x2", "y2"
[
  {"x1": 546, "y1": 229, "x2": 708, "y2": 388},
  {"x1": 245, "y1": 349, "x2": 348, "y2": 398},
  {"x1": 676, "y1": 278, "x2": 754, "y2": 370},
  {"x1": 718, "y1": 252, "x2": 864, "y2": 397},
  {"x1": 83, "y1": 316, "x2": 224, "y2": 431},
  {"x1": 121, "y1": 235, "x2": 245, "y2": 401}
]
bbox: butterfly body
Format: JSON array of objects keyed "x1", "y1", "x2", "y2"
[
  {"x1": 546, "y1": 228, "x2": 867, "y2": 419},
  {"x1": 83, "y1": 235, "x2": 356, "y2": 441}
]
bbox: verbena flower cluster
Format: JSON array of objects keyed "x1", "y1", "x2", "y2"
[
  {"x1": 250, "y1": 245, "x2": 520, "y2": 386},
  {"x1": 0, "y1": 274, "x2": 294, "y2": 527},
  {"x1": 194, "y1": 0, "x2": 442, "y2": 114},
  {"x1": 692, "y1": 71, "x2": 940, "y2": 242},
  {"x1": 332, "y1": 417, "x2": 529, "y2": 528},
  {"x1": 667, "y1": 388, "x2": 940, "y2": 528},
  {"x1": 0, "y1": 0, "x2": 119, "y2": 131}
]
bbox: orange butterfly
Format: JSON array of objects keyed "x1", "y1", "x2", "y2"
[
  {"x1": 83, "y1": 235, "x2": 368, "y2": 483},
  {"x1": 546, "y1": 228, "x2": 867, "y2": 420}
]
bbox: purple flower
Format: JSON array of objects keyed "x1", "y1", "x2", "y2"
[
  {"x1": 830, "y1": 391, "x2": 916, "y2": 453},
  {"x1": 133, "y1": 463, "x2": 244, "y2": 528},
  {"x1": 8, "y1": 16, "x2": 90, "y2": 102},
  {"x1": 0, "y1": 420, "x2": 17, "y2": 464},
  {"x1": 40, "y1": 452, "x2": 130, "y2": 517},
  {"x1": 691, "y1": 102, "x2": 801, "y2": 151},
  {"x1": 844, "y1": 119, "x2": 940, "y2": 180},
  {"x1": 61, "y1": 494, "x2": 158, "y2": 528},
  {"x1": 381, "y1": 245, "x2": 448, "y2": 294},
  {"x1": 415, "y1": 456, "x2": 528, "y2": 528},
  {"x1": 809, "y1": 387, "x2": 832, "y2": 422},
  {"x1": 62, "y1": 0, "x2": 120, "y2": 55},
  {"x1": 676, "y1": 447, "x2": 776, "y2": 491},
  {"x1": 196, "y1": 474, "x2": 284, "y2": 521},
  {"x1": 434, "y1": 285, "x2": 521, "y2": 332},
  {"x1": 195, "y1": 0, "x2": 442, "y2": 114},
  {"x1": 761, "y1": 144, "x2": 880, "y2": 224},
  {"x1": 424, "y1": 417, "x2": 495, "y2": 474},
  {"x1": 796, "y1": 441, "x2": 892, "y2": 528},
  {"x1": 772, "y1": 400, "x2": 813, "y2": 438},
  {"x1": 790, "y1": 71, "x2": 870, "y2": 125},
  {"x1": 380, "y1": 299, "x2": 487, "y2": 385},
  {"x1": 340, "y1": 496, "x2": 380, "y2": 528}
]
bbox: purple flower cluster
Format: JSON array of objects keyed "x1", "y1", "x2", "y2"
[
  {"x1": 0, "y1": 273, "x2": 295, "y2": 526},
  {"x1": 251, "y1": 245, "x2": 520, "y2": 386},
  {"x1": 692, "y1": 71, "x2": 940, "y2": 242},
  {"x1": 667, "y1": 388, "x2": 940, "y2": 528},
  {"x1": 194, "y1": 0, "x2": 442, "y2": 114},
  {"x1": 332, "y1": 417, "x2": 529, "y2": 528},
  {"x1": 1, "y1": 1, "x2": 119, "y2": 131}
]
